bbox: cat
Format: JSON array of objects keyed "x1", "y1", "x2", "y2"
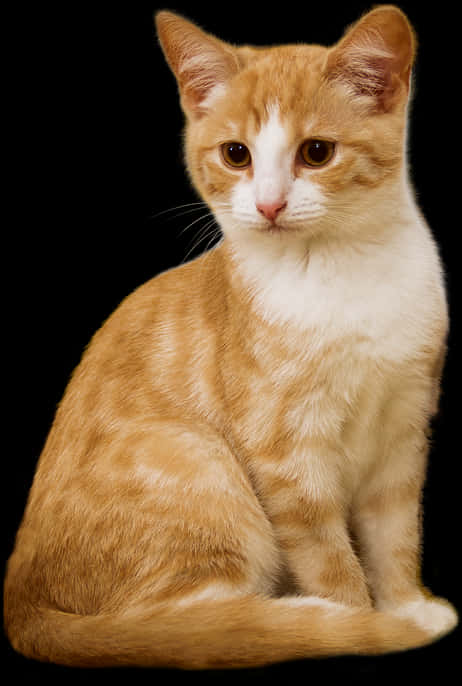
[{"x1": 4, "y1": 6, "x2": 458, "y2": 669}]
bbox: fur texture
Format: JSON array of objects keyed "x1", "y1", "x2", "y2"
[{"x1": 4, "y1": 6, "x2": 457, "y2": 668}]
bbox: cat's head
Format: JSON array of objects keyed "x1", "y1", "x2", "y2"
[{"x1": 157, "y1": 7, "x2": 416, "y2": 246}]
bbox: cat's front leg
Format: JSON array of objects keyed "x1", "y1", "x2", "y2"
[
  {"x1": 352, "y1": 429, "x2": 458, "y2": 639},
  {"x1": 277, "y1": 508, "x2": 372, "y2": 608},
  {"x1": 259, "y1": 456, "x2": 371, "y2": 608}
]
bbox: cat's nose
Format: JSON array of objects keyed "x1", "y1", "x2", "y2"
[{"x1": 256, "y1": 200, "x2": 287, "y2": 222}]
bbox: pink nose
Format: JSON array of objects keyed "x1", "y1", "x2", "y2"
[{"x1": 256, "y1": 200, "x2": 287, "y2": 222}]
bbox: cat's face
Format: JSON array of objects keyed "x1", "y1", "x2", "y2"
[{"x1": 157, "y1": 8, "x2": 415, "y2": 245}]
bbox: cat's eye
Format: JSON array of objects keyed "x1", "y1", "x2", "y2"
[
  {"x1": 299, "y1": 139, "x2": 335, "y2": 167},
  {"x1": 221, "y1": 142, "x2": 251, "y2": 169}
]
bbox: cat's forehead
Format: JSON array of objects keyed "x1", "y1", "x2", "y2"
[{"x1": 216, "y1": 44, "x2": 338, "y2": 141}]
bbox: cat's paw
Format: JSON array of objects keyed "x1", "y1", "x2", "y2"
[{"x1": 390, "y1": 597, "x2": 458, "y2": 641}]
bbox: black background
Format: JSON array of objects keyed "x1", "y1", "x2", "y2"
[{"x1": 4, "y1": 1, "x2": 460, "y2": 682}]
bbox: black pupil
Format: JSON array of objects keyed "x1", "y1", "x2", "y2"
[
  {"x1": 228, "y1": 143, "x2": 248, "y2": 165},
  {"x1": 309, "y1": 141, "x2": 328, "y2": 163}
]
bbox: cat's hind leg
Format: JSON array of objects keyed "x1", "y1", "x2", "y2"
[
  {"x1": 103, "y1": 419, "x2": 282, "y2": 610},
  {"x1": 5, "y1": 420, "x2": 447, "y2": 667}
]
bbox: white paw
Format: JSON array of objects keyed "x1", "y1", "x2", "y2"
[{"x1": 391, "y1": 597, "x2": 458, "y2": 640}]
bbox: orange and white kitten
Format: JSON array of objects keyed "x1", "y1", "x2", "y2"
[{"x1": 5, "y1": 6, "x2": 458, "y2": 669}]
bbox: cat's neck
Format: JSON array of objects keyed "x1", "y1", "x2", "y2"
[
  {"x1": 224, "y1": 174, "x2": 431, "y2": 330},
  {"x1": 227, "y1": 174, "x2": 421, "y2": 279}
]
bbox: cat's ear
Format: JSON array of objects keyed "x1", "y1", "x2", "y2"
[
  {"x1": 325, "y1": 6, "x2": 416, "y2": 113},
  {"x1": 156, "y1": 11, "x2": 240, "y2": 119}
]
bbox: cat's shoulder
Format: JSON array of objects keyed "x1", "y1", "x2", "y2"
[{"x1": 91, "y1": 244, "x2": 227, "y2": 345}]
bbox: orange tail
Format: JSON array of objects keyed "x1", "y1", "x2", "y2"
[{"x1": 6, "y1": 594, "x2": 435, "y2": 669}]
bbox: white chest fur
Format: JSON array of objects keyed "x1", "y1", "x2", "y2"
[
  {"x1": 234, "y1": 213, "x2": 446, "y2": 368},
  {"x1": 231, "y1": 210, "x2": 447, "y2": 485}
]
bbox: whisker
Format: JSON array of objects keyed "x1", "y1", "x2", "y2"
[
  {"x1": 181, "y1": 219, "x2": 221, "y2": 264},
  {"x1": 177, "y1": 211, "x2": 216, "y2": 238},
  {"x1": 203, "y1": 225, "x2": 222, "y2": 253},
  {"x1": 150, "y1": 202, "x2": 209, "y2": 221},
  {"x1": 194, "y1": 218, "x2": 221, "y2": 247}
]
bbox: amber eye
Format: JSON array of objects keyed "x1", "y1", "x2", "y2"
[
  {"x1": 221, "y1": 142, "x2": 251, "y2": 169},
  {"x1": 300, "y1": 139, "x2": 335, "y2": 167}
]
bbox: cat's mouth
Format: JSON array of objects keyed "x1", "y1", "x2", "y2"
[{"x1": 257, "y1": 221, "x2": 300, "y2": 235}]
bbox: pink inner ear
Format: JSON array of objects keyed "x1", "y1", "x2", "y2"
[
  {"x1": 338, "y1": 54, "x2": 398, "y2": 103},
  {"x1": 179, "y1": 53, "x2": 232, "y2": 114},
  {"x1": 325, "y1": 7, "x2": 415, "y2": 113},
  {"x1": 156, "y1": 11, "x2": 240, "y2": 118}
]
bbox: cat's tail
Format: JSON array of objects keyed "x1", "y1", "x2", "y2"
[{"x1": 6, "y1": 593, "x2": 455, "y2": 668}]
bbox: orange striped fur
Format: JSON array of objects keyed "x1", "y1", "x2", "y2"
[{"x1": 4, "y1": 6, "x2": 457, "y2": 668}]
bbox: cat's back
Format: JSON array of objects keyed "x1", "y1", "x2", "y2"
[
  {"x1": 81, "y1": 243, "x2": 228, "y2": 378},
  {"x1": 23, "y1": 246, "x2": 229, "y2": 489},
  {"x1": 97, "y1": 243, "x2": 227, "y2": 350},
  {"x1": 5, "y1": 243, "x2": 251, "y2": 632}
]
